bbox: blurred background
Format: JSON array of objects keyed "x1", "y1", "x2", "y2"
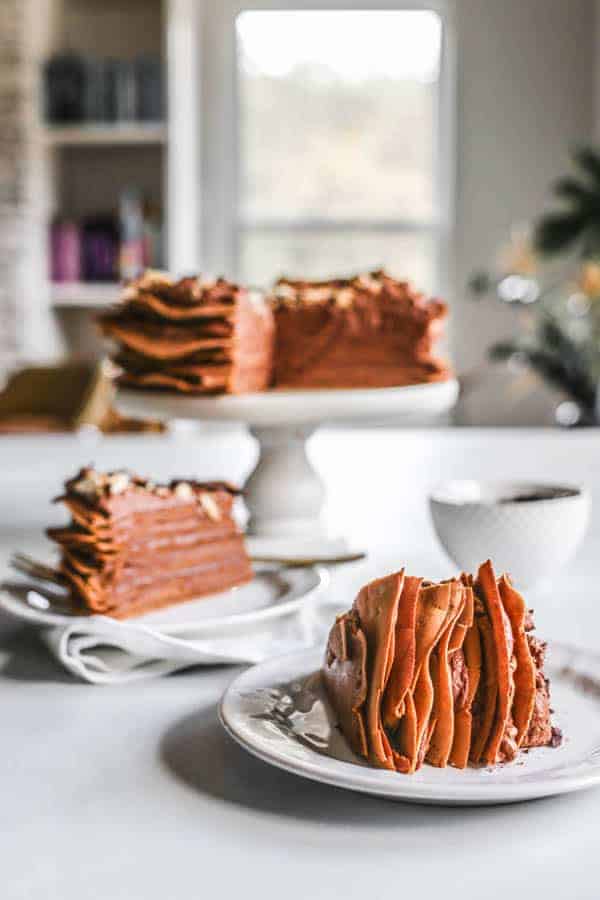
[{"x1": 1, "y1": 0, "x2": 599, "y2": 426}]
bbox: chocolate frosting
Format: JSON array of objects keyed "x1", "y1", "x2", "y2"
[
  {"x1": 322, "y1": 611, "x2": 369, "y2": 758},
  {"x1": 522, "y1": 635, "x2": 554, "y2": 748},
  {"x1": 271, "y1": 270, "x2": 451, "y2": 389}
]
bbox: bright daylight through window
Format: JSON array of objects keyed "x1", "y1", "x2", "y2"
[{"x1": 236, "y1": 9, "x2": 443, "y2": 289}]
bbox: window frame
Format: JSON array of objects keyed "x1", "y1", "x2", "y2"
[{"x1": 198, "y1": 0, "x2": 456, "y2": 295}]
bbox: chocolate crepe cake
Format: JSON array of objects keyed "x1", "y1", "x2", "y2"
[
  {"x1": 271, "y1": 270, "x2": 450, "y2": 389},
  {"x1": 99, "y1": 270, "x2": 274, "y2": 394},
  {"x1": 47, "y1": 468, "x2": 253, "y2": 618},
  {"x1": 101, "y1": 268, "x2": 450, "y2": 396},
  {"x1": 323, "y1": 560, "x2": 560, "y2": 773}
]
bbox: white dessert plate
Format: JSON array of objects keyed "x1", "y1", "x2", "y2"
[
  {"x1": 0, "y1": 566, "x2": 325, "y2": 637},
  {"x1": 220, "y1": 643, "x2": 600, "y2": 806}
]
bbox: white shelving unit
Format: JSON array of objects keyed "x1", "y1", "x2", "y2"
[
  {"x1": 42, "y1": 123, "x2": 168, "y2": 148},
  {"x1": 51, "y1": 282, "x2": 121, "y2": 308},
  {"x1": 24, "y1": 0, "x2": 201, "y2": 350}
]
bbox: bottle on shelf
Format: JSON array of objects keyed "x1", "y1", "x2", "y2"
[
  {"x1": 83, "y1": 58, "x2": 116, "y2": 123},
  {"x1": 135, "y1": 56, "x2": 164, "y2": 122},
  {"x1": 43, "y1": 54, "x2": 87, "y2": 123},
  {"x1": 49, "y1": 191, "x2": 163, "y2": 287},
  {"x1": 113, "y1": 60, "x2": 138, "y2": 123},
  {"x1": 143, "y1": 201, "x2": 164, "y2": 269},
  {"x1": 50, "y1": 219, "x2": 81, "y2": 282},
  {"x1": 43, "y1": 52, "x2": 164, "y2": 125},
  {"x1": 119, "y1": 188, "x2": 146, "y2": 281},
  {"x1": 82, "y1": 215, "x2": 119, "y2": 282}
]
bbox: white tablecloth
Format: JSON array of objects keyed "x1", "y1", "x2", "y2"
[{"x1": 1, "y1": 428, "x2": 599, "y2": 900}]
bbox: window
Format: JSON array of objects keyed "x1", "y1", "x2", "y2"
[{"x1": 200, "y1": 5, "x2": 451, "y2": 293}]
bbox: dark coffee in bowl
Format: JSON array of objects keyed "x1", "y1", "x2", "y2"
[{"x1": 499, "y1": 487, "x2": 580, "y2": 504}]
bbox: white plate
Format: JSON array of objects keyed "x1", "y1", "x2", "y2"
[
  {"x1": 220, "y1": 644, "x2": 600, "y2": 806},
  {"x1": 0, "y1": 567, "x2": 325, "y2": 637},
  {"x1": 117, "y1": 379, "x2": 459, "y2": 427}
]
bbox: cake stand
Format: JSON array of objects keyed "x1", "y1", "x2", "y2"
[{"x1": 117, "y1": 380, "x2": 458, "y2": 555}]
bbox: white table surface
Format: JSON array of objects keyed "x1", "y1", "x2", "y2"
[{"x1": 1, "y1": 427, "x2": 599, "y2": 900}]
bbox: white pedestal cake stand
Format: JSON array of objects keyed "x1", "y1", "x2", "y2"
[{"x1": 117, "y1": 380, "x2": 458, "y2": 556}]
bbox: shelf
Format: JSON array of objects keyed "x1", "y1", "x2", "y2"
[
  {"x1": 51, "y1": 282, "x2": 121, "y2": 308},
  {"x1": 42, "y1": 123, "x2": 167, "y2": 148}
]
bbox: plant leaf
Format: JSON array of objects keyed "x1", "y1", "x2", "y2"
[
  {"x1": 572, "y1": 146, "x2": 600, "y2": 188},
  {"x1": 534, "y1": 211, "x2": 586, "y2": 254},
  {"x1": 490, "y1": 316, "x2": 596, "y2": 412},
  {"x1": 489, "y1": 340, "x2": 520, "y2": 361},
  {"x1": 553, "y1": 176, "x2": 600, "y2": 211}
]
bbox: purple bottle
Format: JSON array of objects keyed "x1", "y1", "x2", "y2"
[
  {"x1": 82, "y1": 216, "x2": 119, "y2": 281},
  {"x1": 50, "y1": 219, "x2": 81, "y2": 282}
]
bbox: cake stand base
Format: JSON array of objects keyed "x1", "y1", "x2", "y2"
[
  {"x1": 245, "y1": 426, "x2": 325, "y2": 538},
  {"x1": 116, "y1": 380, "x2": 459, "y2": 550}
]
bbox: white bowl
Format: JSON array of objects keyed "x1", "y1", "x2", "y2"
[{"x1": 429, "y1": 480, "x2": 590, "y2": 589}]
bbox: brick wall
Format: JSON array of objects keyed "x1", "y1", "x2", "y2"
[
  {"x1": 0, "y1": 0, "x2": 62, "y2": 376},
  {"x1": 0, "y1": 0, "x2": 24, "y2": 371}
]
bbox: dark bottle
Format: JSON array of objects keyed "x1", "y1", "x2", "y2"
[
  {"x1": 135, "y1": 55, "x2": 164, "y2": 121},
  {"x1": 83, "y1": 58, "x2": 116, "y2": 122},
  {"x1": 43, "y1": 53, "x2": 87, "y2": 123},
  {"x1": 113, "y1": 60, "x2": 137, "y2": 122},
  {"x1": 82, "y1": 215, "x2": 119, "y2": 282}
]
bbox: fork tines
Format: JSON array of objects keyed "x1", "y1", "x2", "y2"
[{"x1": 10, "y1": 552, "x2": 65, "y2": 586}]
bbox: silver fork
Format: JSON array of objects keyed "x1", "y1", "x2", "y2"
[
  {"x1": 10, "y1": 552, "x2": 65, "y2": 586},
  {"x1": 7, "y1": 553, "x2": 81, "y2": 614}
]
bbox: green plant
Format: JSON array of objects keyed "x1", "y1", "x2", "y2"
[
  {"x1": 536, "y1": 147, "x2": 600, "y2": 259},
  {"x1": 470, "y1": 146, "x2": 600, "y2": 425}
]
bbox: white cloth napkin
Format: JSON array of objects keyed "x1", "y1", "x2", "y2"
[
  {"x1": 42, "y1": 603, "x2": 331, "y2": 684},
  {"x1": 0, "y1": 575, "x2": 347, "y2": 684}
]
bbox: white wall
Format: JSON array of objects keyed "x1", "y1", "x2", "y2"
[{"x1": 451, "y1": 0, "x2": 594, "y2": 378}]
